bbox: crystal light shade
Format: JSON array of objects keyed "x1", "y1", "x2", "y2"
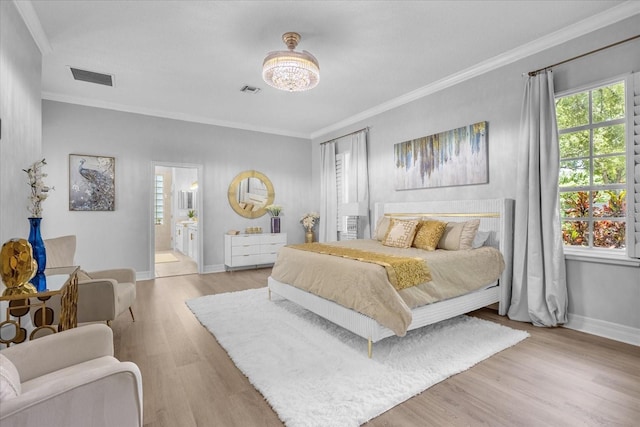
[{"x1": 262, "y1": 32, "x2": 320, "y2": 92}]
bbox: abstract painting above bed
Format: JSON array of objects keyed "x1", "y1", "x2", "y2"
[{"x1": 393, "y1": 121, "x2": 489, "y2": 190}]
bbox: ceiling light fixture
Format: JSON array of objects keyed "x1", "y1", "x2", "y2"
[{"x1": 262, "y1": 32, "x2": 320, "y2": 92}]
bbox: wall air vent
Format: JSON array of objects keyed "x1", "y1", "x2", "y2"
[
  {"x1": 240, "y1": 85, "x2": 261, "y2": 94},
  {"x1": 70, "y1": 67, "x2": 114, "y2": 87}
]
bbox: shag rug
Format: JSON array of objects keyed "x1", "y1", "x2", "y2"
[
  {"x1": 154, "y1": 253, "x2": 178, "y2": 263},
  {"x1": 186, "y1": 288, "x2": 529, "y2": 427}
]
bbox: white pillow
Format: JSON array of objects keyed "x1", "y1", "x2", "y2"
[
  {"x1": 382, "y1": 219, "x2": 419, "y2": 248},
  {"x1": 472, "y1": 230, "x2": 491, "y2": 249},
  {"x1": 374, "y1": 216, "x2": 391, "y2": 241},
  {"x1": 0, "y1": 353, "x2": 21, "y2": 400}
]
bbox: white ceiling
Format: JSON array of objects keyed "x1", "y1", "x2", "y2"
[{"x1": 19, "y1": 0, "x2": 637, "y2": 139}]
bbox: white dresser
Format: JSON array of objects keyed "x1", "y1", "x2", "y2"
[{"x1": 224, "y1": 233, "x2": 287, "y2": 270}]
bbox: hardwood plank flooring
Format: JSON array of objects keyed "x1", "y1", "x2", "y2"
[
  {"x1": 154, "y1": 249, "x2": 198, "y2": 278},
  {"x1": 111, "y1": 269, "x2": 640, "y2": 427}
]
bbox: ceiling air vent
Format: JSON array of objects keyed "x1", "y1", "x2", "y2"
[
  {"x1": 240, "y1": 85, "x2": 261, "y2": 94},
  {"x1": 70, "y1": 67, "x2": 114, "y2": 87}
]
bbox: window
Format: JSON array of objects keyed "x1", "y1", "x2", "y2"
[
  {"x1": 336, "y1": 152, "x2": 357, "y2": 240},
  {"x1": 556, "y1": 79, "x2": 628, "y2": 251},
  {"x1": 154, "y1": 174, "x2": 164, "y2": 225}
]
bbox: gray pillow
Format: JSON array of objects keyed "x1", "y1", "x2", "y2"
[{"x1": 437, "y1": 219, "x2": 480, "y2": 250}]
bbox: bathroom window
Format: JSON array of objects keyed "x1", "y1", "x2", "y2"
[{"x1": 154, "y1": 175, "x2": 164, "y2": 225}]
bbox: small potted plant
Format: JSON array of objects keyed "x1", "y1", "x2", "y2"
[
  {"x1": 187, "y1": 210, "x2": 196, "y2": 220},
  {"x1": 265, "y1": 204, "x2": 283, "y2": 233}
]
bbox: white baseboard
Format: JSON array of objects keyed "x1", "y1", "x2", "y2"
[
  {"x1": 564, "y1": 313, "x2": 640, "y2": 346},
  {"x1": 203, "y1": 264, "x2": 225, "y2": 274},
  {"x1": 136, "y1": 271, "x2": 153, "y2": 281},
  {"x1": 136, "y1": 264, "x2": 225, "y2": 280}
]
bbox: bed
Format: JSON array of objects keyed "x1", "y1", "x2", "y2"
[{"x1": 268, "y1": 198, "x2": 514, "y2": 357}]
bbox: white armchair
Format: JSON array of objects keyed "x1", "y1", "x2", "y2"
[
  {"x1": 44, "y1": 235, "x2": 136, "y2": 325},
  {"x1": 0, "y1": 324, "x2": 143, "y2": 426}
]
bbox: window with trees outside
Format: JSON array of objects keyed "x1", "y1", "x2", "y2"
[{"x1": 556, "y1": 78, "x2": 628, "y2": 252}]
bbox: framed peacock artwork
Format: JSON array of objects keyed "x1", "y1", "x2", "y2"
[{"x1": 69, "y1": 154, "x2": 115, "y2": 211}]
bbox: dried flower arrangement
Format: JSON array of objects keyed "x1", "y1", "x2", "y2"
[
  {"x1": 300, "y1": 212, "x2": 320, "y2": 232},
  {"x1": 23, "y1": 158, "x2": 53, "y2": 218}
]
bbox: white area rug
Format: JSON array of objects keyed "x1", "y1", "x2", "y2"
[
  {"x1": 155, "y1": 253, "x2": 178, "y2": 263},
  {"x1": 187, "y1": 288, "x2": 529, "y2": 427}
]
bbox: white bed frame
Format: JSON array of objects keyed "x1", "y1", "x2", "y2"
[{"x1": 268, "y1": 198, "x2": 514, "y2": 357}]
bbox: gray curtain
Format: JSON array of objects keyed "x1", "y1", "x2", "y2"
[
  {"x1": 319, "y1": 141, "x2": 337, "y2": 242},
  {"x1": 348, "y1": 130, "x2": 370, "y2": 238},
  {"x1": 508, "y1": 70, "x2": 568, "y2": 327}
]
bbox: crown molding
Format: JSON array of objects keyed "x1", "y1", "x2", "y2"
[
  {"x1": 310, "y1": 1, "x2": 640, "y2": 140},
  {"x1": 27, "y1": 1, "x2": 640, "y2": 140},
  {"x1": 41, "y1": 92, "x2": 309, "y2": 139},
  {"x1": 13, "y1": 0, "x2": 52, "y2": 55}
]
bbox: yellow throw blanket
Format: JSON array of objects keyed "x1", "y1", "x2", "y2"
[{"x1": 288, "y1": 243, "x2": 431, "y2": 291}]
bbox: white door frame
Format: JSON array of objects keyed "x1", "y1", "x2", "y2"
[{"x1": 150, "y1": 161, "x2": 204, "y2": 277}]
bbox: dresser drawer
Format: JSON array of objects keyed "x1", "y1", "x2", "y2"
[
  {"x1": 257, "y1": 253, "x2": 278, "y2": 264},
  {"x1": 232, "y1": 244, "x2": 261, "y2": 256},
  {"x1": 231, "y1": 235, "x2": 262, "y2": 246},
  {"x1": 224, "y1": 233, "x2": 287, "y2": 270},
  {"x1": 231, "y1": 254, "x2": 263, "y2": 266},
  {"x1": 261, "y1": 234, "x2": 287, "y2": 244},
  {"x1": 260, "y1": 242, "x2": 285, "y2": 255}
]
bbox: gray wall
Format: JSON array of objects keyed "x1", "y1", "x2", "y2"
[
  {"x1": 6, "y1": 4, "x2": 638, "y2": 341},
  {"x1": 311, "y1": 16, "x2": 640, "y2": 336},
  {"x1": 0, "y1": 1, "x2": 43, "y2": 243},
  {"x1": 42, "y1": 102, "x2": 311, "y2": 276}
]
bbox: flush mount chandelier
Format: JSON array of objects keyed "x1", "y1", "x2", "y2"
[{"x1": 262, "y1": 32, "x2": 320, "y2": 92}]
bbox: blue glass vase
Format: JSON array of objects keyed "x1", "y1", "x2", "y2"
[{"x1": 28, "y1": 217, "x2": 47, "y2": 292}]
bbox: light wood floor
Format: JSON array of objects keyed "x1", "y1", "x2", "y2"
[
  {"x1": 111, "y1": 269, "x2": 640, "y2": 427},
  {"x1": 154, "y1": 249, "x2": 198, "y2": 278}
]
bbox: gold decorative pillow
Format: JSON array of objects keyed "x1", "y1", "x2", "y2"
[
  {"x1": 374, "y1": 216, "x2": 391, "y2": 241},
  {"x1": 413, "y1": 220, "x2": 447, "y2": 251},
  {"x1": 382, "y1": 219, "x2": 419, "y2": 248},
  {"x1": 437, "y1": 219, "x2": 481, "y2": 250}
]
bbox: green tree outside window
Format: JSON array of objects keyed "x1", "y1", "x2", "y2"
[{"x1": 556, "y1": 81, "x2": 626, "y2": 250}]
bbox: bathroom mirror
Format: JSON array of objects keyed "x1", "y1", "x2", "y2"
[
  {"x1": 178, "y1": 190, "x2": 196, "y2": 209},
  {"x1": 227, "y1": 170, "x2": 275, "y2": 218}
]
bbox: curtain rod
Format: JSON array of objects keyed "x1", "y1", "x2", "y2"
[
  {"x1": 528, "y1": 34, "x2": 640, "y2": 77},
  {"x1": 320, "y1": 127, "x2": 369, "y2": 145}
]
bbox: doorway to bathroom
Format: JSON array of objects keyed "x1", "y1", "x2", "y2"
[{"x1": 152, "y1": 163, "x2": 203, "y2": 278}]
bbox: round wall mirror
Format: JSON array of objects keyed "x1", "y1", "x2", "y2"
[{"x1": 227, "y1": 170, "x2": 275, "y2": 218}]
